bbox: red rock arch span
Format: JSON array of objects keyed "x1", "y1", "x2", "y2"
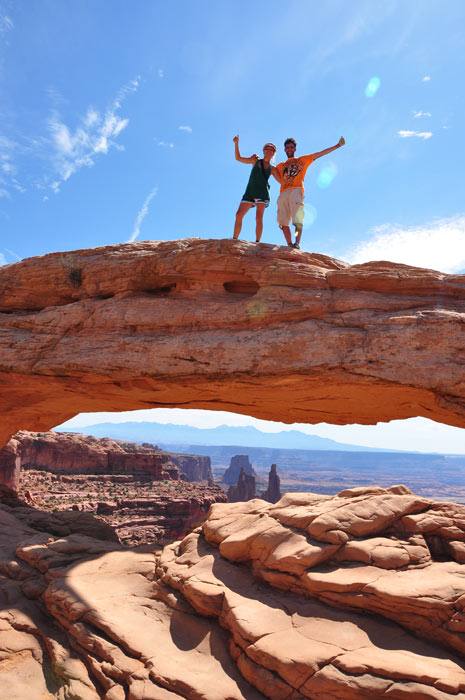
[{"x1": 1, "y1": 238, "x2": 464, "y2": 450}]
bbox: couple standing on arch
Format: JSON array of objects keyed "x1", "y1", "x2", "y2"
[{"x1": 232, "y1": 134, "x2": 345, "y2": 249}]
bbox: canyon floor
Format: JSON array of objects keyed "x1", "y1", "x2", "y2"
[{"x1": 18, "y1": 468, "x2": 225, "y2": 546}]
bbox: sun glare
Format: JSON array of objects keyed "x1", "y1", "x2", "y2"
[{"x1": 365, "y1": 76, "x2": 381, "y2": 98}]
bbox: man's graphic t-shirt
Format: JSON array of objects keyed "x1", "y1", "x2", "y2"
[{"x1": 276, "y1": 154, "x2": 315, "y2": 192}]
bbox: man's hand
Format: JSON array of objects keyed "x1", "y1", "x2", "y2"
[
  {"x1": 233, "y1": 135, "x2": 239, "y2": 144},
  {"x1": 338, "y1": 136, "x2": 345, "y2": 147}
]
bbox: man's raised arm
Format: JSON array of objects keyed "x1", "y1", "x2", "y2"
[
  {"x1": 310, "y1": 136, "x2": 345, "y2": 161},
  {"x1": 233, "y1": 135, "x2": 258, "y2": 164}
]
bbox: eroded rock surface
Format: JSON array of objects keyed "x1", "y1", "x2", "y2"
[
  {"x1": 19, "y1": 468, "x2": 226, "y2": 546},
  {"x1": 4, "y1": 486, "x2": 465, "y2": 698},
  {"x1": 227, "y1": 467, "x2": 256, "y2": 503},
  {"x1": 15, "y1": 430, "x2": 211, "y2": 482},
  {"x1": 1, "y1": 239, "x2": 464, "y2": 448},
  {"x1": 0, "y1": 431, "x2": 225, "y2": 546},
  {"x1": 223, "y1": 455, "x2": 256, "y2": 485},
  {"x1": 10, "y1": 431, "x2": 225, "y2": 546},
  {"x1": 168, "y1": 451, "x2": 213, "y2": 482},
  {"x1": 262, "y1": 463, "x2": 281, "y2": 504}
]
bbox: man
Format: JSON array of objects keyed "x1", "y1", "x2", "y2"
[
  {"x1": 274, "y1": 136, "x2": 345, "y2": 248},
  {"x1": 232, "y1": 135, "x2": 277, "y2": 243}
]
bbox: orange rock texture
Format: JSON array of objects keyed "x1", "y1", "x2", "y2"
[
  {"x1": 18, "y1": 430, "x2": 181, "y2": 480},
  {"x1": 4, "y1": 486, "x2": 465, "y2": 698},
  {"x1": 1, "y1": 238, "x2": 465, "y2": 449}
]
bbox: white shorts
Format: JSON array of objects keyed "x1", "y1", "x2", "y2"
[{"x1": 277, "y1": 188, "x2": 305, "y2": 227}]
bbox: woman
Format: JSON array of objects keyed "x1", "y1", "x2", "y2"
[{"x1": 232, "y1": 135, "x2": 277, "y2": 243}]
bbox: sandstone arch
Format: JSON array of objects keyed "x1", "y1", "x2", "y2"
[{"x1": 0, "y1": 238, "x2": 464, "y2": 452}]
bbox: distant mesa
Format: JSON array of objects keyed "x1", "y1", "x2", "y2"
[
  {"x1": 227, "y1": 460, "x2": 282, "y2": 505},
  {"x1": 223, "y1": 454, "x2": 256, "y2": 485},
  {"x1": 2, "y1": 429, "x2": 213, "y2": 491},
  {"x1": 18, "y1": 430, "x2": 181, "y2": 481},
  {"x1": 227, "y1": 467, "x2": 256, "y2": 502}
]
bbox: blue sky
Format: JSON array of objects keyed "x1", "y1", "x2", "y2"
[{"x1": 2, "y1": 1, "x2": 465, "y2": 451}]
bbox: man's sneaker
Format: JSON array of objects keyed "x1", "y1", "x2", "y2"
[{"x1": 292, "y1": 242, "x2": 300, "y2": 249}]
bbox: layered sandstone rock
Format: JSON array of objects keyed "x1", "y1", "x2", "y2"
[
  {"x1": 261, "y1": 463, "x2": 281, "y2": 503},
  {"x1": 1, "y1": 429, "x2": 212, "y2": 490},
  {"x1": 158, "y1": 486, "x2": 465, "y2": 698},
  {"x1": 18, "y1": 469, "x2": 226, "y2": 546},
  {"x1": 169, "y1": 452, "x2": 213, "y2": 482},
  {"x1": 0, "y1": 436, "x2": 20, "y2": 490},
  {"x1": 0, "y1": 239, "x2": 464, "y2": 451},
  {"x1": 223, "y1": 455, "x2": 256, "y2": 485},
  {"x1": 227, "y1": 467, "x2": 256, "y2": 503},
  {"x1": 17, "y1": 430, "x2": 180, "y2": 480},
  {"x1": 0, "y1": 431, "x2": 226, "y2": 546},
  {"x1": 4, "y1": 487, "x2": 465, "y2": 698}
]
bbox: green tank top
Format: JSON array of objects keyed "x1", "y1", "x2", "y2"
[{"x1": 243, "y1": 159, "x2": 271, "y2": 201}]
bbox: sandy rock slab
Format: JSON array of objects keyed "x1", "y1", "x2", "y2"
[
  {"x1": 5, "y1": 487, "x2": 465, "y2": 698},
  {"x1": 159, "y1": 533, "x2": 465, "y2": 698},
  {"x1": 0, "y1": 502, "x2": 259, "y2": 699},
  {"x1": 156, "y1": 487, "x2": 465, "y2": 698}
]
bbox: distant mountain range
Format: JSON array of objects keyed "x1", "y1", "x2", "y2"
[{"x1": 59, "y1": 421, "x2": 404, "y2": 453}]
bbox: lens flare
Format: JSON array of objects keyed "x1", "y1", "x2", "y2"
[
  {"x1": 303, "y1": 204, "x2": 317, "y2": 228},
  {"x1": 365, "y1": 76, "x2": 381, "y2": 98},
  {"x1": 317, "y1": 162, "x2": 338, "y2": 189}
]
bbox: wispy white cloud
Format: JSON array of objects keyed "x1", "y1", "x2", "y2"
[
  {"x1": 154, "y1": 138, "x2": 174, "y2": 148},
  {"x1": 47, "y1": 75, "x2": 140, "y2": 191},
  {"x1": 422, "y1": 75, "x2": 431, "y2": 82},
  {"x1": 112, "y1": 76, "x2": 140, "y2": 110},
  {"x1": 397, "y1": 129, "x2": 432, "y2": 140},
  {"x1": 0, "y1": 14, "x2": 13, "y2": 33},
  {"x1": 346, "y1": 215, "x2": 465, "y2": 273},
  {"x1": 178, "y1": 125, "x2": 192, "y2": 133},
  {"x1": 128, "y1": 187, "x2": 157, "y2": 243},
  {"x1": 0, "y1": 253, "x2": 6, "y2": 265},
  {"x1": 412, "y1": 110, "x2": 431, "y2": 118},
  {"x1": 158, "y1": 68, "x2": 164, "y2": 78},
  {"x1": 1, "y1": 158, "x2": 14, "y2": 174},
  {"x1": 0, "y1": 136, "x2": 18, "y2": 196},
  {"x1": 11, "y1": 179, "x2": 25, "y2": 193},
  {"x1": 4, "y1": 247, "x2": 21, "y2": 261}
]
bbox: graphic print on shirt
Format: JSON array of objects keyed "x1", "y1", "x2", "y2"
[
  {"x1": 277, "y1": 154, "x2": 314, "y2": 192},
  {"x1": 283, "y1": 160, "x2": 303, "y2": 184}
]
